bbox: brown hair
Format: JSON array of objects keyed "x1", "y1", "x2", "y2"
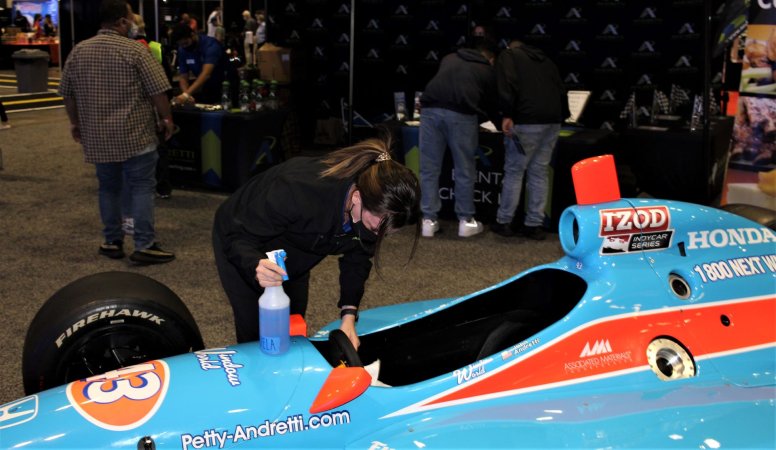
[{"x1": 321, "y1": 136, "x2": 421, "y2": 268}]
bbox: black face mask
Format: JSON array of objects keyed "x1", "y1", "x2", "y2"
[{"x1": 347, "y1": 205, "x2": 378, "y2": 242}]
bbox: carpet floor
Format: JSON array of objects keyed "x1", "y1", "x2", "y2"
[{"x1": 0, "y1": 108, "x2": 565, "y2": 405}]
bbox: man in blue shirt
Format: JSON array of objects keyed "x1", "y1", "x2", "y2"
[{"x1": 171, "y1": 23, "x2": 226, "y2": 104}]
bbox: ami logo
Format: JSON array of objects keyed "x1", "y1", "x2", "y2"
[
  {"x1": 580, "y1": 340, "x2": 612, "y2": 357},
  {"x1": 67, "y1": 361, "x2": 170, "y2": 431},
  {"x1": 599, "y1": 206, "x2": 670, "y2": 237}
]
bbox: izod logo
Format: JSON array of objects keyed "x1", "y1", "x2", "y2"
[
  {"x1": 599, "y1": 206, "x2": 670, "y2": 237},
  {"x1": 67, "y1": 361, "x2": 170, "y2": 431}
]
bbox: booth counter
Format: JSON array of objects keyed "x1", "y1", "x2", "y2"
[
  {"x1": 167, "y1": 107, "x2": 288, "y2": 191},
  {"x1": 400, "y1": 125, "x2": 617, "y2": 231}
]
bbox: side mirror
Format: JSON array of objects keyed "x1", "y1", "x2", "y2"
[{"x1": 309, "y1": 366, "x2": 371, "y2": 414}]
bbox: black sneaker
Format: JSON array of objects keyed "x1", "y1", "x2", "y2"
[
  {"x1": 99, "y1": 240, "x2": 125, "y2": 259},
  {"x1": 520, "y1": 226, "x2": 546, "y2": 241},
  {"x1": 129, "y1": 243, "x2": 175, "y2": 265},
  {"x1": 490, "y1": 221, "x2": 515, "y2": 237}
]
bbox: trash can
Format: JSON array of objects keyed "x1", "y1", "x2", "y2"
[{"x1": 12, "y1": 49, "x2": 50, "y2": 93}]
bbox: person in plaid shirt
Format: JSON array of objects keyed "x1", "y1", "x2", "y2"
[{"x1": 59, "y1": 0, "x2": 175, "y2": 265}]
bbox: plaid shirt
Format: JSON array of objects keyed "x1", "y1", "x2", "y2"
[{"x1": 59, "y1": 29, "x2": 171, "y2": 163}]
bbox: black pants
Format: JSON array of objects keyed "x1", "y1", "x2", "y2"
[
  {"x1": 213, "y1": 231, "x2": 310, "y2": 343},
  {"x1": 0, "y1": 100, "x2": 8, "y2": 123}
]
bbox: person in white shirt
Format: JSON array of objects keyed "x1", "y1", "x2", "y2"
[{"x1": 207, "y1": 6, "x2": 221, "y2": 38}]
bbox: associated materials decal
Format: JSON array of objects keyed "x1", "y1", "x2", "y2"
[
  {"x1": 66, "y1": 360, "x2": 170, "y2": 431},
  {"x1": 599, "y1": 206, "x2": 673, "y2": 254}
]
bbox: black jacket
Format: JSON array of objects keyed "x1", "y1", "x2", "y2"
[
  {"x1": 420, "y1": 48, "x2": 498, "y2": 123},
  {"x1": 496, "y1": 44, "x2": 569, "y2": 124},
  {"x1": 213, "y1": 157, "x2": 374, "y2": 308}
]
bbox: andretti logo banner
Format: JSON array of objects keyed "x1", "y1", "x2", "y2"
[{"x1": 599, "y1": 206, "x2": 673, "y2": 254}]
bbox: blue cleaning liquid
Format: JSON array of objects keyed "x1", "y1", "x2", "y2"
[
  {"x1": 259, "y1": 295, "x2": 290, "y2": 355},
  {"x1": 259, "y1": 249, "x2": 290, "y2": 355}
]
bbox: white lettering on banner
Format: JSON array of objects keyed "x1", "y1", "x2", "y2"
[
  {"x1": 55, "y1": 309, "x2": 164, "y2": 348},
  {"x1": 450, "y1": 169, "x2": 504, "y2": 185},
  {"x1": 686, "y1": 227, "x2": 776, "y2": 249},
  {"x1": 758, "y1": 1, "x2": 775, "y2": 10},
  {"x1": 692, "y1": 253, "x2": 776, "y2": 283},
  {"x1": 438, "y1": 188, "x2": 494, "y2": 204},
  {"x1": 180, "y1": 411, "x2": 351, "y2": 450}
]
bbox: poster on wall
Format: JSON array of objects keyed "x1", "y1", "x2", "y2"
[
  {"x1": 726, "y1": 1, "x2": 776, "y2": 210},
  {"x1": 12, "y1": 0, "x2": 58, "y2": 30}
]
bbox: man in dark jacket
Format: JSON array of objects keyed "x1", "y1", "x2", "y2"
[
  {"x1": 491, "y1": 40, "x2": 569, "y2": 240},
  {"x1": 419, "y1": 40, "x2": 498, "y2": 238}
]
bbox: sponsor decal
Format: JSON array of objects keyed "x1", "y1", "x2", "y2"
[
  {"x1": 564, "y1": 72, "x2": 585, "y2": 89},
  {"x1": 454, "y1": 361, "x2": 486, "y2": 385},
  {"x1": 595, "y1": 56, "x2": 623, "y2": 74},
  {"x1": 335, "y1": 3, "x2": 350, "y2": 16},
  {"x1": 672, "y1": 22, "x2": 699, "y2": 40},
  {"x1": 180, "y1": 411, "x2": 351, "y2": 450},
  {"x1": 692, "y1": 254, "x2": 776, "y2": 283},
  {"x1": 633, "y1": 73, "x2": 655, "y2": 90},
  {"x1": 596, "y1": 23, "x2": 624, "y2": 41},
  {"x1": 580, "y1": 340, "x2": 612, "y2": 357},
  {"x1": 67, "y1": 361, "x2": 169, "y2": 431},
  {"x1": 395, "y1": 64, "x2": 408, "y2": 75},
  {"x1": 287, "y1": 30, "x2": 301, "y2": 43},
  {"x1": 559, "y1": 39, "x2": 587, "y2": 57},
  {"x1": 565, "y1": 349, "x2": 633, "y2": 374},
  {"x1": 526, "y1": 23, "x2": 551, "y2": 41},
  {"x1": 383, "y1": 296, "x2": 775, "y2": 418},
  {"x1": 669, "y1": 55, "x2": 698, "y2": 74},
  {"x1": 599, "y1": 206, "x2": 673, "y2": 254},
  {"x1": 687, "y1": 227, "x2": 776, "y2": 250},
  {"x1": 422, "y1": 50, "x2": 440, "y2": 63},
  {"x1": 596, "y1": 89, "x2": 617, "y2": 104},
  {"x1": 0, "y1": 395, "x2": 38, "y2": 430},
  {"x1": 56, "y1": 308, "x2": 165, "y2": 348},
  {"x1": 195, "y1": 348, "x2": 244, "y2": 387},
  {"x1": 366, "y1": 18, "x2": 381, "y2": 31},
  {"x1": 634, "y1": 7, "x2": 662, "y2": 24},
  {"x1": 336, "y1": 33, "x2": 350, "y2": 45},
  {"x1": 284, "y1": 3, "x2": 298, "y2": 16},
  {"x1": 501, "y1": 338, "x2": 541, "y2": 360},
  {"x1": 632, "y1": 40, "x2": 661, "y2": 59}
]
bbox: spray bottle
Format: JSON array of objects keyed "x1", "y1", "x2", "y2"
[{"x1": 259, "y1": 249, "x2": 290, "y2": 355}]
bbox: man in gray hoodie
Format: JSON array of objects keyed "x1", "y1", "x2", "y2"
[
  {"x1": 419, "y1": 40, "x2": 498, "y2": 238},
  {"x1": 491, "y1": 40, "x2": 569, "y2": 240}
]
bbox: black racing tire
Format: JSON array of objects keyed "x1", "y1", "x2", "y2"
[{"x1": 22, "y1": 271, "x2": 205, "y2": 394}]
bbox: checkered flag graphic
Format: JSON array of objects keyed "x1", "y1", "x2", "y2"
[
  {"x1": 670, "y1": 84, "x2": 691, "y2": 112},
  {"x1": 654, "y1": 90, "x2": 670, "y2": 115},
  {"x1": 619, "y1": 92, "x2": 637, "y2": 119}
]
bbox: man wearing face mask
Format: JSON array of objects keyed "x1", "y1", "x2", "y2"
[
  {"x1": 171, "y1": 22, "x2": 226, "y2": 105},
  {"x1": 212, "y1": 137, "x2": 422, "y2": 348},
  {"x1": 59, "y1": 0, "x2": 175, "y2": 264}
]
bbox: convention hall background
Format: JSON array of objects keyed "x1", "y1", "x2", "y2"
[{"x1": 0, "y1": 0, "x2": 739, "y2": 404}]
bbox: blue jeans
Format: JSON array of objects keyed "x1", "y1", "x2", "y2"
[
  {"x1": 496, "y1": 124, "x2": 560, "y2": 227},
  {"x1": 419, "y1": 107, "x2": 478, "y2": 221},
  {"x1": 95, "y1": 151, "x2": 159, "y2": 250}
]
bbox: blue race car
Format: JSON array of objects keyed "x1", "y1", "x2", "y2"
[{"x1": 2, "y1": 155, "x2": 775, "y2": 449}]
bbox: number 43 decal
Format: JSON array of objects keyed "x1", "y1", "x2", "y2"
[{"x1": 67, "y1": 360, "x2": 170, "y2": 431}]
